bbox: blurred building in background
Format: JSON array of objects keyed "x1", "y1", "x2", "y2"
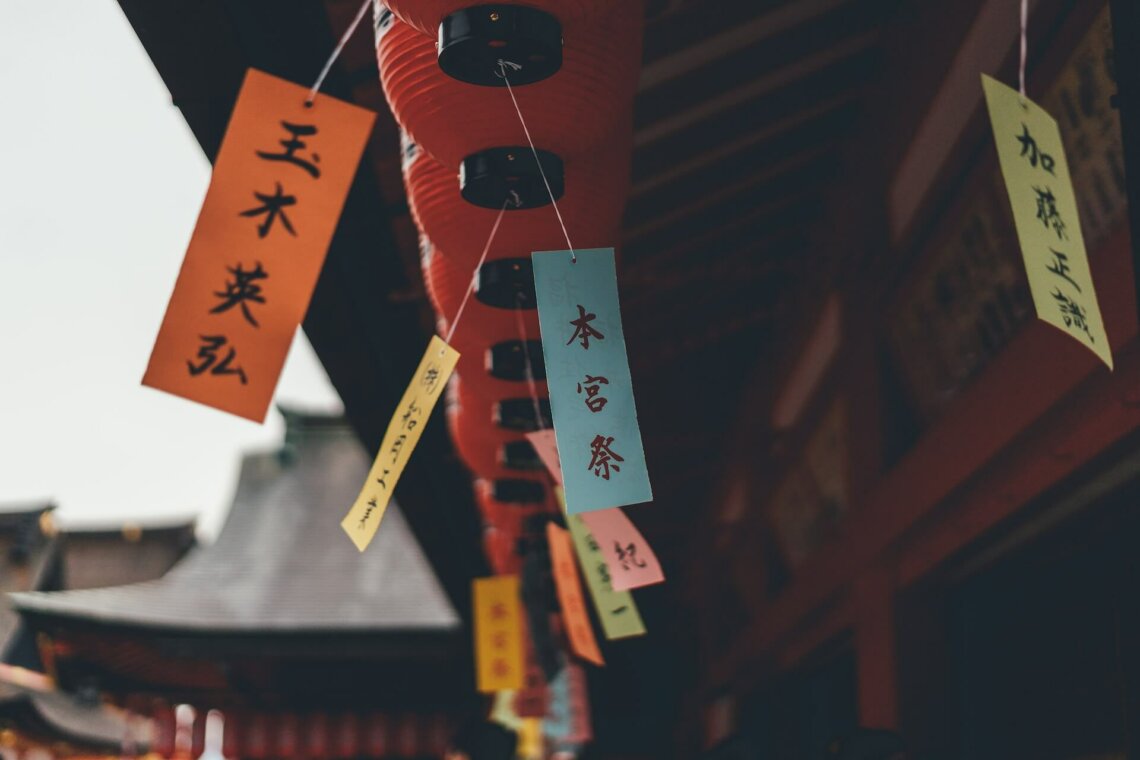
[{"x1": 11, "y1": 409, "x2": 466, "y2": 759}]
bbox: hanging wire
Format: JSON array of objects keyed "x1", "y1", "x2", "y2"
[
  {"x1": 306, "y1": 0, "x2": 373, "y2": 106},
  {"x1": 497, "y1": 59, "x2": 578, "y2": 263},
  {"x1": 444, "y1": 198, "x2": 513, "y2": 346}
]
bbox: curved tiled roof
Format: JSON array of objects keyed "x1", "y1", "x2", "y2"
[
  {"x1": 12, "y1": 412, "x2": 460, "y2": 634},
  {"x1": 0, "y1": 679, "x2": 137, "y2": 753}
]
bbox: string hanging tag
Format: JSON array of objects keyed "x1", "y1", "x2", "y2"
[
  {"x1": 1018, "y1": 0, "x2": 1028, "y2": 105},
  {"x1": 306, "y1": 0, "x2": 373, "y2": 107},
  {"x1": 443, "y1": 196, "x2": 516, "y2": 352},
  {"x1": 496, "y1": 59, "x2": 579, "y2": 264},
  {"x1": 514, "y1": 294, "x2": 546, "y2": 430}
]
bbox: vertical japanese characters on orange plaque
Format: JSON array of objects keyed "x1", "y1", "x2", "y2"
[
  {"x1": 474, "y1": 576, "x2": 525, "y2": 693},
  {"x1": 144, "y1": 69, "x2": 375, "y2": 421},
  {"x1": 546, "y1": 523, "x2": 605, "y2": 666}
]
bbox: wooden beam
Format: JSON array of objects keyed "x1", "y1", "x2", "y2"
[
  {"x1": 1109, "y1": 0, "x2": 1140, "y2": 328},
  {"x1": 853, "y1": 565, "x2": 900, "y2": 730}
]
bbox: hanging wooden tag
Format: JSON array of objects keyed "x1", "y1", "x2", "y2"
[{"x1": 144, "y1": 69, "x2": 375, "y2": 420}]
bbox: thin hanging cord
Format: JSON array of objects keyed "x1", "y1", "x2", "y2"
[
  {"x1": 1019, "y1": 0, "x2": 1028, "y2": 99},
  {"x1": 306, "y1": 0, "x2": 372, "y2": 106},
  {"x1": 444, "y1": 199, "x2": 512, "y2": 346},
  {"x1": 497, "y1": 60, "x2": 578, "y2": 263},
  {"x1": 514, "y1": 295, "x2": 546, "y2": 429}
]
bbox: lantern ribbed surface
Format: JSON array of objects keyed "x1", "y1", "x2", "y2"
[
  {"x1": 377, "y1": 6, "x2": 642, "y2": 168},
  {"x1": 403, "y1": 133, "x2": 630, "y2": 267},
  {"x1": 383, "y1": 0, "x2": 622, "y2": 43},
  {"x1": 375, "y1": 0, "x2": 642, "y2": 561}
]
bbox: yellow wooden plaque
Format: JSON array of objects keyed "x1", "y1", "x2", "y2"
[
  {"x1": 982, "y1": 74, "x2": 1112, "y2": 368},
  {"x1": 341, "y1": 336, "x2": 460, "y2": 550}
]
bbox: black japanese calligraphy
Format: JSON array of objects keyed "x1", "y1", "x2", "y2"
[
  {"x1": 1017, "y1": 124, "x2": 1056, "y2": 174},
  {"x1": 210, "y1": 262, "x2": 268, "y2": 327},
  {"x1": 1034, "y1": 186, "x2": 1068, "y2": 240},
  {"x1": 358, "y1": 497, "x2": 378, "y2": 529},
  {"x1": 613, "y1": 540, "x2": 648, "y2": 571},
  {"x1": 567, "y1": 304, "x2": 604, "y2": 349},
  {"x1": 576, "y1": 375, "x2": 609, "y2": 413},
  {"x1": 1046, "y1": 248, "x2": 1081, "y2": 292},
  {"x1": 256, "y1": 121, "x2": 321, "y2": 178},
  {"x1": 587, "y1": 435, "x2": 624, "y2": 480},
  {"x1": 401, "y1": 401, "x2": 421, "y2": 431},
  {"x1": 422, "y1": 365, "x2": 441, "y2": 394},
  {"x1": 389, "y1": 433, "x2": 407, "y2": 464},
  {"x1": 597, "y1": 561, "x2": 612, "y2": 586},
  {"x1": 1052, "y1": 289, "x2": 1094, "y2": 342},
  {"x1": 186, "y1": 335, "x2": 247, "y2": 384},
  {"x1": 240, "y1": 182, "x2": 297, "y2": 238}
]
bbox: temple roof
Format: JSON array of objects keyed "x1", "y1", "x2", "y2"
[
  {"x1": 57, "y1": 518, "x2": 196, "y2": 591},
  {"x1": 12, "y1": 410, "x2": 460, "y2": 635},
  {"x1": 0, "y1": 503, "x2": 58, "y2": 663},
  {"x1": 0, "y1": 676, "x2": 137, "y2": 754}
]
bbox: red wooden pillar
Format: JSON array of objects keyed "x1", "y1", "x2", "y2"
[
  {"x1": 854, "y1": 564, "x2": 900, "y2": 730},
  {"x1": 190, "y1": 708, "x2": 207, "y2": 759},
  {"x1": 222, "y1": 710, "x2": 241, "y2": 759},
  {"x1": 151, "y1": 702, "x2": 176, "y2": 758}
]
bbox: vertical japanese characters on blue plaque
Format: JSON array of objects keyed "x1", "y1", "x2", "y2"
[{"x1": 532, "y1": 248, "x2": 652, "y2": 514}]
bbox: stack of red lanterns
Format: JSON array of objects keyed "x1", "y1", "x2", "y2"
[{"x1": 373, "y1": 0, "x2": 641, "y2": 573}]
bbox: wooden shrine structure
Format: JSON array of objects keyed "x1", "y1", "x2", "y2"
[{"x1": 11, "y1": 410, "x2": 469, "y2": 758}]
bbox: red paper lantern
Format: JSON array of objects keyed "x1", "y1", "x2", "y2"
[
  {"x1": 446, "y1": 378, "x2": 547, "y2": 480},
  {"x1": 475, "y1": 479, "x2": 547, "y2": 539},
  {"x1": 376, "y1": 5, "x2": 642, "y2": 168},
  {"x1": 422, "y1": 240, "x2": 543, "y2": 354},
  {"x1": 403, "y1": 134, "x2": 629, "y2": 268},
  {"x1": 483, "y1": 524, "x2": 520, "y2": 574},
  {"x1": 383, "y1": 0, "x2": 620, "y2": 37}
]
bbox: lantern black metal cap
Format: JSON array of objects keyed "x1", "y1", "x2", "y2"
[
  {"x1": 460, "y1": 146, "x2": 564, "y2": 209},
  {"x1": 492, "y1": 479, "x2": 547, "y2": 504},
  {"x1": 501, "y1": 440, "x2": 544, "y2": 471},
  {"x1": 437, "y1": 5, "x2": 562, "y2": 86},
  {"x1": 494, "y1": 398, "x2": 553, "y2": 432},
  {"x1": 487, "y1": 340, "x2": 546, "y2": 381},
  {"x1": 475, "y1": 258, "x2": 537, "y2": 309}
]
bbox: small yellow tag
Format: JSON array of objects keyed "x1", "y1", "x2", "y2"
[
  {"x1": 473, "y1": 576, "x2": 525, "y2": 693},
  {"x1": 340, "y1": 336, "x2": 459, "y2": 550},
  {"x1": 517, "y1": 718, "x2": 544, "y2": 760},
  {"x1": 982, "y1": 74, "x2": 1112, "y2": 368}
]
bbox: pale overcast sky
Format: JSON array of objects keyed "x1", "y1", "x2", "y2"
[{"x1": 0, "y1": 1, "x2": 343, "y2": 538}]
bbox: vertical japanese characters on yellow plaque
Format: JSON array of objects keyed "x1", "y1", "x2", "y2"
[
  {"x1": 982, "y1": 74, "x2": 1112, "y2": 368},
  {"x1": 341, "y1": 336, "x2": 459, "y2": 550},
  {"x1": 473, "y1": 576, "x2": 525, "y2": 693}
]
